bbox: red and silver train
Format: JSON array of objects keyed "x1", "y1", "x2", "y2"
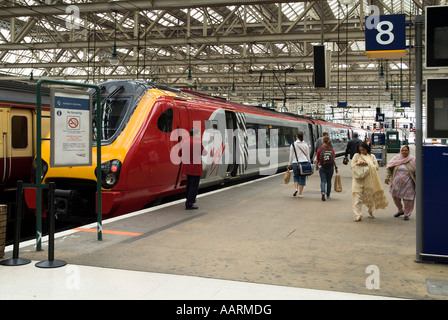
[{"x1": 0, "y1": 80, "x2": 369, "y2": 219}]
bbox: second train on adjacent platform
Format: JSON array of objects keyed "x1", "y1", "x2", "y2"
[{"x1": 21, "y1": 80, "x2": 368, "y2": 219}]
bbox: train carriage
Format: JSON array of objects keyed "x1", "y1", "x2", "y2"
[
  {"x1": 20, "y1": 80, "x2": 355, "y2": 219},
  {"x1": 0, "y1": 82, "x2": 50, "y2": 194}
]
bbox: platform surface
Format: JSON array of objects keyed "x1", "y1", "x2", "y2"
[{"x1": 1, "y1": 148, "x2": 447, "y2": 300}]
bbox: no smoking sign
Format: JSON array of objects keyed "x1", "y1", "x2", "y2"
[{"x1": 67, "y1": 116, "x2": 80, "y2": 130}]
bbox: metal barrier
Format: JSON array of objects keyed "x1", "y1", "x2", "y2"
[
  {"x1": 0, "y1": 181, "x2": 31, "y2": 266},
  {"x1": 35, "y1": 182, "x2": 66, "y2": 268},
  {"x1": 0, "y1": 181, "x2": 67, "y2": 268}
]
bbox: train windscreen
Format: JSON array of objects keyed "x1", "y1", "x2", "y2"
[{"x1": 91, "y1": 81, "x2": 150, "y2": 145}]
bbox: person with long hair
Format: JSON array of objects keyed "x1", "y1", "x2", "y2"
[
  {"x1": 351, "y1": 142, "x2": 389, "y2": 222},
  {"x1": 287, "y1": 131, "x2": 310, "y2": 198},
  {"x1": 315, "y1": 136, "x2": 338, "y2": 201},
  {"x1": 385, "y1": 145, "x2": 416, "y2": 221}
]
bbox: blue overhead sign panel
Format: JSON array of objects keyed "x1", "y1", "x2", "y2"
[
  {"x1": 365, "y1": 14, "x2": 406, "y2": 59},
  {"x1": 376, "y1": 113, "x2": 385, "y2": 122}
]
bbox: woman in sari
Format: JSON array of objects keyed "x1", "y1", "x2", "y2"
[
  {"x1": 385, "y1": 145, "x2": 416, "y2": 221},
  {"x1": 351, "y1": 142, "x2": 389, "y2": 222}
]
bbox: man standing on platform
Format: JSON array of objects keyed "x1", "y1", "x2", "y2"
[
  {"x1": 183, "y1": 128, "x2": 207, "y2": 210},
  {"x1": 345, "y1": 132, "x2": 362, "y2": 160}
]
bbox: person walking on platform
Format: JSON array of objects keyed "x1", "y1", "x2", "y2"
[
  {"x1": 314, "y1": 131, "x2": 328, "y2": 161},
  {"x1": 287, "y1": 131, "x2": 310, "y2": 198},
  {"x1": 345, "y1": 132, "x2": 362, "y2": 160},
  {"x1": 351, "y1": 142, "x2": 388, "y2": 222},
  {"x1": 183, "y1": 128, "x2": 207, "y2": 210},
  {"x1": 316, "y1": 136, "x2": 338, "y2": 201},
  {"x1": 385, "y1": 145, "x2": 416, "y2": 221}
]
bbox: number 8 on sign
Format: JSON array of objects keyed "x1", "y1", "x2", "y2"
[
  {"x1": 376, "y1": 21, "x2": 394, "y2": 45},
  {"x1": 365, "y1": 14, "x2": 406, "y2": 59}
]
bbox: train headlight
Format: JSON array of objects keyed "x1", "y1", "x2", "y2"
[
  {"x1": 96, "y1": 159, "x2": 122, "y2": 189},
  {"x1": 105, "y1": 173, "x2": 117, "y2": 186},
  {"x1": 32, "y1": 158, "x2": 49, "y2": 184}
]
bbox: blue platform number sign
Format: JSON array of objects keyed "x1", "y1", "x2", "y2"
[
  {"x1": 365, "y1": 14, "x2": 406, "y2": 59},
  {"x1": 376, "y1": 113, "x2": 385, "y2": 122}
]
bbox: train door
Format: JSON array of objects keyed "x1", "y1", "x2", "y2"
[
  {"x1": 0, "y1": 108, "x2": 6, "y2": 185},
  {"x1": 225, "y1": 110, "x2": 239, "y2": 177},
  {"x1": 201, "y1": 108, "x2": 228, "y2": 181},
  {"x1": 151, "y1": 101, "x2": 181, "y2": 189},
  {"x1": 1, "y1": 108, "x2": 33, "y2": 187},
  {"x1": 307, "y1": 123, "x2": 322, "y2": 159},
  {"x1": 175, "y1": 104, "x2": 190, "y2": 188}
]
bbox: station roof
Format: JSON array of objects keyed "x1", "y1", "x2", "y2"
[{"x1": 0, "y1": 0, "x2": 446, "y2": 123}]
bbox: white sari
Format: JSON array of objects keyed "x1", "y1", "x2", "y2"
[{"x1": 351, "y1": 153, "x2": 389, "y2": 210}]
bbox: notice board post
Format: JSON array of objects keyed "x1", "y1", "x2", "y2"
[{"x1": 33, "y1": 79, "x2": 102, "y2": 251}]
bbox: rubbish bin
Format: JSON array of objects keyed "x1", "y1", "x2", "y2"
[{"x1": 0, "y1": 205, "x2": 6, "y2": 258}]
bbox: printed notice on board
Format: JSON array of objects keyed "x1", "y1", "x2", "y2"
[{"x1": 50, "y1": 89, "x2": 92, "y2": 167}]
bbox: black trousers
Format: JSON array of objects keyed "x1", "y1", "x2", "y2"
[{"x1": 185, "y1": 175, "x2": 200, "y2": 208}]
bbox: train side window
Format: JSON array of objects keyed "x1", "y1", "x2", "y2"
[
  {"x1": 11, "y1": 116, "x2": 28, "y2": 148},
  {"x1": 246, "y1": 123, "x2": 257, "y2": 150},
  {"x1": 258, "y1": 125, "x2": 270, "y2": 148},
  {"x1": 157, "y1": 108, "x2": 173, "y2": 133},
  {"x1": 283, "y1": 127, "x2": 294, "y2": 146}
]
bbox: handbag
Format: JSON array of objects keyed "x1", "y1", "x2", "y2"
[
  {"x1": 353, "y1": 164, "x2": 369, "y2": 179},
  {"x1": 284, "y1": 170, "x2": 291, "y2": 184},
  {"x1": 334, "y1": 173, "x2": 342, "y2": 192},
  {"x1": 292, "y1": 143, "x2": 314, "y2": 176}
]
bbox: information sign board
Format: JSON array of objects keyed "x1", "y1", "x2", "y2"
[{"x1": 50, "y1": 89, "x2": 92, "y2": 167}]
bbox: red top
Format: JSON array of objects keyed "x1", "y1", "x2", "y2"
[
  {"x1": 182, "y1": 138, "x2": 207, "y2": 176},
  {"x1": 316, "y1": 145, "x2": 336, "y2": 167}
]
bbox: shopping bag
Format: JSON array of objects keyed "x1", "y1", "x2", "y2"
[
  {"x1": 284, "y1": 170, "x2": 291, "y2": 184},
  {"x1": 334, "y1": 173, "x2": 342, "y2": 192}
]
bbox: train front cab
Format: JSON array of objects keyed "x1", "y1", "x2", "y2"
[
  {"x1": 24, "y1": 81, "x2": 205, "y2": 219},
  {"x1": 23, "y1": 81, "x2": 155, "y2": 219}
]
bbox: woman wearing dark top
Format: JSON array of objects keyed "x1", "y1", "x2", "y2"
[{"x1": 315, "y1": 136, "x2": 338, "y2": 201}]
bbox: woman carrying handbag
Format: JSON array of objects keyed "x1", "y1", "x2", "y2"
[
  {"x1": 287, "y1": 131, "x2": 311, "y2": 198},
  {"x1": 351, "y1": 142, "x2": 388, "y2": 221}
]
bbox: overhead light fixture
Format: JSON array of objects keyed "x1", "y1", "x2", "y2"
[
  {"x1": 110, "y1": 44, "x2": 119, "y2": 66},
  {"x1": 230, "y1": 63, "x2": 237, "y2": 96},
  {"x1": 186, "y1": 43, "x2": 194, "y2": 86},
  {"x1": 186, "y1": 68, "x2": 194, "y2": 86},
  {"x1": 28, "y1": 70, "x2": 35, "y2": 85},
  {"x1": 110, "y1": 11, "x2": 119, "y2": 66},
  {"x1": 378, "y1": 62, "x2": 386, "y2": 84},
  {"x1": 230, "y1": 82, "x2": 237, "y2": 96}
]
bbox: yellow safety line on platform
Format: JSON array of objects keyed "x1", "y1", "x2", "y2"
[{"x1": 74, "y1": 227, "x2": 143, "y2": 236}]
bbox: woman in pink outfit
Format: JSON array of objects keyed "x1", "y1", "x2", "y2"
[{"x1": 385, "y1": 145, "x2": 416, "y2": 221}]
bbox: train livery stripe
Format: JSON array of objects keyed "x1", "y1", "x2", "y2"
[{"x1": 235, "y1": 111, "x2": 248, "y2": 175}]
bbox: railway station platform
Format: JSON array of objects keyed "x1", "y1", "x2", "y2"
[{"x1": 1, "y1": 148, "x2": 448, "y2": 300}]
